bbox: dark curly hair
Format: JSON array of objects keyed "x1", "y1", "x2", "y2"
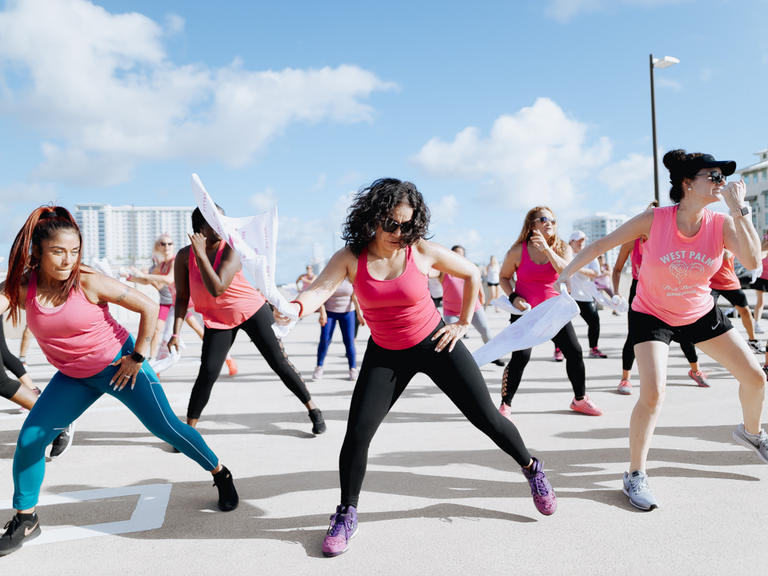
[
  {"x1": 663, "y1": 149, "x2": 707, "y2": 203},
  {"x1": 342, "y1": 178, "x2": 431, "y2": 255}
]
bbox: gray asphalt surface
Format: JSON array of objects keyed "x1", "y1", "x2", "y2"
[{"x1": 1, "y1": 306, "x2": 766, "y2": 575}]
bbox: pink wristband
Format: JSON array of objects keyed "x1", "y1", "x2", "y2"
[{"x1": 171, "y1": 333, "x2": 179, "y2": 338}]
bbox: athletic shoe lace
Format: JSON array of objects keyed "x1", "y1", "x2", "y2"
[
  {"x1": 3, "y1": 516, "x2": 20, "y2": 538},
  {"x1": 628, "y1": 474, "x2": 648, "y2": 494},
  {"x1": 530, "y1": 472, "x2": 550, "y2": 496},
  {"x1": 327, "y1": 512, "x2": 353, "y2": 538}
]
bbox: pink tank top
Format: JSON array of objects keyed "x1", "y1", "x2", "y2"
[
  {"x1": 710, "y1": 253, "x2": 740, "y2": 291},
  {"x1": 631, "y1": 239, "x2": 643, "y2": 280},
  {"x1": 514, "y1": 242, "x2": 559, "y2": 308},
  {"x1": 760, "y1": 254, "x2": 768, "y2": 281},
  {"x1": 632, "y1": 206, "x2": 725, "y2": 326},
  {"x1": 441, "y1": 274, "x2": 481, "y2": 317},
  {"x1": 353, "y1": 246, "x2": 441, "y2": 350},
  {"x1": 189, "y1": 241, "x2": 266, "y2": 329},
  {"x1": 26, "y1": 272, "x2": 129, "y2": 378}
]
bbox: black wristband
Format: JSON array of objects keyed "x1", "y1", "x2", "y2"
[
  {"x1": 508, "y1": 292, "x2": 518, "y2": 303},
  {"x1": 130, "y1": 351, "x2": 145, "y2": 364}
]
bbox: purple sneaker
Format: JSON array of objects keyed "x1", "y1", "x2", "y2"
[
  {"x1": 521, "y1": 457, "x2": 557, "y2": 516},
  {"x1": 322, "y1": 505, "x2": 358, "y2": 557}
]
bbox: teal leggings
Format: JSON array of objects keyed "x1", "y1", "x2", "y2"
[{"x1": 12, "y1": 338, "x2": 219, "y2": 510}]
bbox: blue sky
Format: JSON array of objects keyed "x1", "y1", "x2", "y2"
[{"x1": 0, "y1": 0, "x2": 766, "y2": 283}]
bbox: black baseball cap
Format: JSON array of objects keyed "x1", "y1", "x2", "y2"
[{"x1": 689, "y1": 154, "x2": 736, "y2": 177}]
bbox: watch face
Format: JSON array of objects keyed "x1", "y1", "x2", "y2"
[{"x1": 740, "y1": 206, "x2": 750, "y2": 216}]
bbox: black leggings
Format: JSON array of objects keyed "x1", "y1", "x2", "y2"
[
  {"x1": 0, "y1": 318, "x2": 27, "y2": 379},
  {"x1": 576, "y1": 300, "x2": 600, "y2": 349},
  {"x1": 187, "y1": 303, "x2": 312, "y2": 420},
  {"x1": 502, "y1": 319, "x2": 585, "y2": 405},
  {"x1": 339, "y1": 322, "x2": 532, "y2": 508},
  {"x1": 621, "y1": 280, "x2": 698, "y2": 371}
]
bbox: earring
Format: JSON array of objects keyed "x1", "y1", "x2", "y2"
[{"x1": 687, "y1": 187, "x2": 692, "y2": 191}]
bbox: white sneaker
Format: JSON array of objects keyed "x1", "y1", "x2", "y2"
[
  {"x1": 348, "y1": 368, "x2": 358, "y2": 381},
  {"x1": 312, "y1": 366, "x2": 324, "y2": 381},
  {"x1": 756, "y1": 323, "x2": 765, "y2": 334}
]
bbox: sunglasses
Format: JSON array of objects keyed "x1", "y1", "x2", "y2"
[
  {"x1": 158, "y1": 241, "x2": 174, "y2": 246},
  {"x1": 381, "y1": 217, "x2": 415, "y2": 235},
  {"x1": 533, "y1": 216, "x2": 555, "y2": 225},
  {"x1": 696, "y1": 170, "x2": 726, "y2": 184}
]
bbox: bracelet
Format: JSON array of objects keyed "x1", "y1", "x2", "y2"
[
  {"x1": 171, "y1": 333, "x2": 179, "y2": 338},
  {"x1": 290, "y1": 299, "x2": 304, "y2": 318}
]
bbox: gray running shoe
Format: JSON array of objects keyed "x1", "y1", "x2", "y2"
[
  {"x1": 622, "y1": 470, "x2": 658, "y2": 511},
  {"x1": 747, "y1": 340, "x2": 764, "y2": 354},
  {"x1": 732, "y1": 424, "x2": 768, "y2": 464}
]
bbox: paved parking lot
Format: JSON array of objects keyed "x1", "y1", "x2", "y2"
[{"x1": 0, "y1": 307, "x2": 766, "y2": 575}]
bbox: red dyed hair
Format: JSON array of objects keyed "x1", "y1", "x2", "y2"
[{"x1": 5, "y1": 206, "x2": 83, "y2": 324}]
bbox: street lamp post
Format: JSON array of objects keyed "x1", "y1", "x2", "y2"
[{"x1": 649, "y1": 54, "x2": 679, "y2": 203}]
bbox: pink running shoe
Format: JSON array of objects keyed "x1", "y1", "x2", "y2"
[
  {"x1": 521, "y1": 457, "x2": 557, "y2": 515},
  {"x1": 617, "y1": 379, "x2": 632, "y2": 395},
  {"x1": 570, "y1": 396, "x2": 603, "y2": 416},
  {"x1": 499, "y1": 403, "x2": 513, "y2": 421},
  {"x1": 688, "y1": 369, "x2": 709, "y2": 387},
  {"x1": 589, "y1": 347, "x2": 607, "y2": 358},
  {"x1": 225, "y1": 356, "x2": 238, "y2": 377},
  {"x1": 322, "y1": 505, "x2": 358, "y2": 557},
  {"x1": 553, "y1": 348, "x2": 564, "y2": 362}
]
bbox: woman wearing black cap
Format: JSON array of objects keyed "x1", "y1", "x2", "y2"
[{"x1": 558, "y1": 149, "x2": 766, "y2": 511}]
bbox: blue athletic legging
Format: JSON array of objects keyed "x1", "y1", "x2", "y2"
[
  {"x1": 317, "y1": 310, "x2": 357, "y2": 369},
  {"x1": 12, "y1": 338, "x2": 218, "y2": 510}
]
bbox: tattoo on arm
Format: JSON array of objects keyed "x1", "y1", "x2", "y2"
[{"x1": 115, "y1": 287, "x2": 129, "y2": 303}]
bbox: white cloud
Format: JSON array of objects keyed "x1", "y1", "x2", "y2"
[
  {"x1": 164, "y1": 13, "x2": 184, "y2": 35},
  {"x1": 0, "y1": 0, "x2": 395, "y2": 186},
  {"x1": 545, "y1": 0, "x2": 693, "y2": 22},
  {"x1": 655, "y1": 76, "x2": 683, "y2": 91},
  {"x1": 412, "y1": 98, "x2": 612, "y2": 210},
  {"x1": 597, "y1": 152, "x2": 656, "y2": 213},
  {"x1": 429, "y1": 194, "x2": 458, "y2": 227},
  {"x1": 249, "y1": 187, "x2": 277, "y2": 212}
]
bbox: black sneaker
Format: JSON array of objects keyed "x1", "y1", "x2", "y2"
[
  {"x1": 49, "y1": 423, "x2": 75, "y2": 458},
  {"x1": 0, "y1": 513, "x2": 41, "y2": 556},
  {"x1": 212, "y1": 466, "x2": 239, "y2": 512},
  {"x1": 309, "y1": 408, "x2": 326, "y2": 435}
]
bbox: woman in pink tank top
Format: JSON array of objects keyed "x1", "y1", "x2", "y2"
[
  {"x1": 611, "y1": 201, "x2": 707, "y2": 394},
  {"x1": 170, "y1": 207, "x2": 325, "y2": 435},
  {"x1": 0, "y1": 207, "x2": 239, "y2": 557},
  {"x1": 748, "y1": 239, "x2": 768, "y2": 335},
  {"x1": 278, "y1": 178, "x2": 556, "y2": 557},
  {"x1": 498, "y1": 206, "x2": 602, "y2": 418},
  {"x1": 559, "y1": 149, "x2": 766, "y2": 511}
]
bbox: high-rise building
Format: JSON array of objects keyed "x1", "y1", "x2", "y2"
[
  {"x1": 740, "y1": 148, "x2": 768, "y2": 237},
  {"x1": 572, "y1": 212, "x2": 628, "y2": 266},
  {"x1": 74, "y1": 204, "x2": 195, "y2": 266}
]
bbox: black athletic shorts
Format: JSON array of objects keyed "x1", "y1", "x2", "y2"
[
  {"x1": 749, "y1": 278, "x2": 768, "y2": 292},
  {"x1": 629, "y1": 304, "x2": 732, "y2": 346},
  {"x1": 711, "y1": 288, "x2": 749, "y2": 308}
]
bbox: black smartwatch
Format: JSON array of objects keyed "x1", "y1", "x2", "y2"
[{"x1": 130, "y1": 351, "x2": 145, "y2": 363}]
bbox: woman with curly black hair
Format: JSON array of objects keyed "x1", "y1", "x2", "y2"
[
  {"x1": 559, "y1": 149, "x2": 765, "y2": 511},
  {"x1": 279, "y1": 178, "x2": 556, "y2": 558}
]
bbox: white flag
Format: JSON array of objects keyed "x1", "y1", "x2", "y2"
[
  {"x1": 191, "y1": 174, "x2": 297, "y2": 337},
  {"x1": 473, "y1": 286, "x2": 579, "y2": 366}
]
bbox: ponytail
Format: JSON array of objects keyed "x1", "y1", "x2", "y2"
[{"x1": 5, "y1": 206, "x2": 82, "y2": 324}]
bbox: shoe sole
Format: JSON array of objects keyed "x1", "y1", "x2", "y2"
[
  {"x1": 616, "y1": 388, "x2": 632, "y2": 395},
  {"x1": 731, "y1": 430, "x2": 768, "y2": 464},
  {"x1": 322, "y1": 526, "x2": 358, "y2": 557},
  {"x1": 621, "y1": 487, "x2": 658, "y2": 511}
]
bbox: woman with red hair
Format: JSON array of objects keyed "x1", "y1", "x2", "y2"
[{"x1": 0, "y1": 206, "x2": 239, "y2": 558}]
